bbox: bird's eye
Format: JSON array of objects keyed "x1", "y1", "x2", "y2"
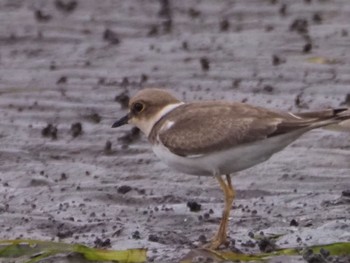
[{"x1": 132, "y1": 102, "x2": 144, "y2": 113}]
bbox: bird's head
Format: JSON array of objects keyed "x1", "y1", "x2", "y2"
[{"x1": 112, "y1": 88, "x2": 181, "y2": 136}]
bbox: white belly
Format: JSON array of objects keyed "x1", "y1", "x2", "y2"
[{"x1": 152, "y1": 129, "x2": 307, "y2": 176}]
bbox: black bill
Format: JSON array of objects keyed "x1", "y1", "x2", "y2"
[{"x1": 111, "y1": 114, "x2": 129, "y2": 128}]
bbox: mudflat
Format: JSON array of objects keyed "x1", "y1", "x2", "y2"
[{"x1": 0, "y1": 0, "x2": 349, "y2": 262}]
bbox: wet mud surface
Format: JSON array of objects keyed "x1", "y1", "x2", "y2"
[{"x1": 0, "y1": 0, "x2": 350, "y2": 262}]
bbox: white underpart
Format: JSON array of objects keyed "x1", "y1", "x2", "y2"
[
  {"x1": 134, "y1": 102, "x2": 184, "y2": 136},
  {"x1": 152, "y1": 128, "x2": 309, "y2": 176}
]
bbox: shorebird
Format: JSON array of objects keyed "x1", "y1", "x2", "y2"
[{"x1": 112, "y1": 88, "x2": 350, "y2": 249}]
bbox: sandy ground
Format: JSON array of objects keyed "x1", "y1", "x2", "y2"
[{"x1": 0, "y1": 0, "x2": 350, "y2": 262}]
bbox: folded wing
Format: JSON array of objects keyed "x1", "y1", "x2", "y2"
[{"x1": 149, "y1": 102, "x2": 349, "y2": 157}]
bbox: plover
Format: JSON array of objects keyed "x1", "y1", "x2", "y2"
[{"x1": 112, "y1": 88, "x2": 350, "y2": 249}]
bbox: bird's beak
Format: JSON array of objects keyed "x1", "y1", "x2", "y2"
[{"x1": 111, "y1": 114, "x2": 129, "y2": 128}]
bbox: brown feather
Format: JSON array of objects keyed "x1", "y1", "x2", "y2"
[{"x1": 148, "y1": 101, "x2": 326, "y2": 157}]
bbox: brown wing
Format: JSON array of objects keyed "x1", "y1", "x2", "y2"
[{"x1": 149, "y1": 101, "x2": 318, "y2": 157}]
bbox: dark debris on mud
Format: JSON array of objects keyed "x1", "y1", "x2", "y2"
[{"x1": 0, "y1": 0, "x2": 350, "y2": 263}]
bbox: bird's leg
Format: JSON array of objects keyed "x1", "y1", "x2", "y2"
[{"x1": 208, "y1": 174, "x2": 235, "y2": 250}]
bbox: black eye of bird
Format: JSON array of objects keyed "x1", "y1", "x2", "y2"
[{"x1": 133, "y1": 102, "x2": 144, "y2": 113}]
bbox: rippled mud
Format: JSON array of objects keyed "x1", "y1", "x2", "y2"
[{"x1": 0, "y1": 0, "x2": 350, "y2": 262}]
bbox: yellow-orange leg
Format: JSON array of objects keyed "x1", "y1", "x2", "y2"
[{"x1": 208, "y1": 174, "x2": 235, "y2": 250}]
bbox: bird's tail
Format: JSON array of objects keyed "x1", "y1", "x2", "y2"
[
  {"x1": 329, "y1": 108, "x2": 350, "y2": 132},
  {"x1": 296, "y1": 108, "x2": 350, "y2": 132}
]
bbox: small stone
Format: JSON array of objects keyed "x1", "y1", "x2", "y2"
[
  {"x1": 241, "y1": 240, "x2": 256, "y2": 248},
  {"x1": 70, "y1": 122, "x2": 82, "y2": 137},
  {"x1": 148, "y1": 234, "x2": 159, "y2": 242},
  {"x1": 188, "y1": 8, "x2": 200, "y2": 18},
  {"x1": 219, "y1": 19, "x2": 230, "y2": 32},
  {"x1": 104, "y1": 140, "x2": 112, "y2": 154},
  {"x1": 103, "y1": 28, "x2": 120, "y2": 44},
  {"x1": 342, "y1": 189, "x2": 350, "y2": 197},
  {"x1": 55, "y1": 0, "x2": 77, "y2": 13},
  {"x1": 118, "y1": 185, "x2": 132, "y2": 194},
  {"x1": 57, "y1": 230, "x2": 73, "y2": 239},
  {"x1": 303, "y1": 249, "x2": 327, "y2": 263},
  {"x1": 94, "y1": 237, "x2": 111, "y2": 248},
  {"x1": 303, "y1": 42, "x2": 312, "y2": 53},
  {"x1": 232, "y1": 79, "x2": 241, "y2": 89},
  {"x1": 34, "y1": 10, "x2": 52, "y2": 22},
  {"x1": 41, "y1": 124, "x2": 58, "y2": 140},
  {"x1": 289, "y1": 19, "x2": 308, "y2": 34},
  {"x1": 200, "y1": 57, "x2": 210, "y2": 71},
  {"x1": 198, "y1": 234, "x2": 207, "y2": 243},
  {"x1": 132, "y1": 231, "x2": 141, "y2": 240},
  {"x1": 263, "y1": 85, "x2": 274, "y2": 93},
  {"x1": 57, "y1": 76, "x2": 67, "y2": 84},
  {"x1": 258, "y1": 238, "x2": 277, "y2": 253},
  {"x1": 148, "y1": 25, "x2": 158, "y2": 36},
  {"x1": 319, "y1": 248, "x2": 330, "y2": 258},
  {"x1": 313, "y1": 13, "x2": 322, "y2": 24},
  {"x1": 272, "y1": 55, "x2": 285, "y2": 66},
  {"x1": 140, "y1": 74, "x2": 148, "y2": 83},
  {"x1": 158, "y1": 0, "x2": 171, "y2": 17},
  {"x1": 187, "y1": 201, "x2": 201, "y2": 212},
  {"x1": 115, "y1": 92, "x2": 130, "y2": 109},
  {"x1": 279, "y1": 4, "x2": 287, "y2": 16},
  {"x1": 60, "y1": 173, "x2": 68, "y2": 180},
  {"x1": 87, "y1": 112, "x2": 101, "y2": 123},
  {"x1": 290, "y1": 219, "x2": 299, "y2": 226},
  {"x1": 118, "y1": 127, "x2": 141, "y2": 145}
]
